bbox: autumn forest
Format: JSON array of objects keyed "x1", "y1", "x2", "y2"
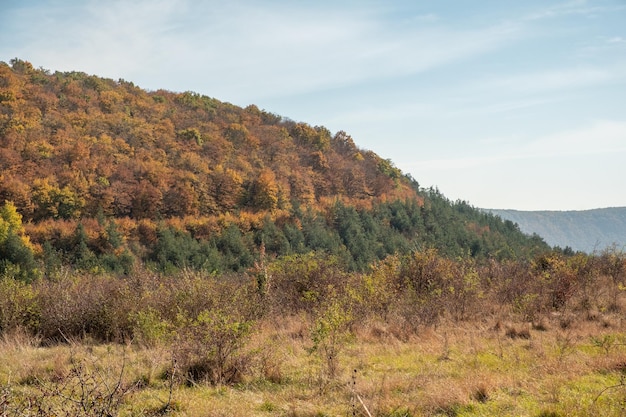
[{"x1": 0, "y1": 58, "x2": 549, "y2": 279}]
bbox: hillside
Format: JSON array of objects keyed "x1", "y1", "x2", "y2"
[
  {"x1": 0, "y1": 58, "x2": 549, "y2": 278},
  {"x1": 487, "y1": 207, "x2": 626, "y2": 253}
]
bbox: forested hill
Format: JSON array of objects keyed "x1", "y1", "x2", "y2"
[
  {"x1": 487, "y1": 207, "x2": 626, "y2": 253},
  {"x1": 0, "y1": 59, "x2": 549, "y2": 278}
]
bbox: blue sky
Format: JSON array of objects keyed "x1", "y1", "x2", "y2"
[{"x1": 1, "y1": 0, "x2": 625, "y2": 210}]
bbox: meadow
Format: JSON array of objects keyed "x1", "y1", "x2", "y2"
[
  {"x1": 1, "y1": 249, "x2": 625, "y2": 416},
  {"x1": 2, "y1": 310, "x2": 625, "y2": 416}
]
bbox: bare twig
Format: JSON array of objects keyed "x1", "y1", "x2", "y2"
[
  {"x1": 593, "y1": 375, "x2": 626, "y2": 405},
  {"x1": 356, "y1": 393, "x2": 373, "y2": 417}
]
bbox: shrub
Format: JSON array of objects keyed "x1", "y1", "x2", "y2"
[
  {"x1": 396, "y1": 249, "x2": 453, "y2": 327},
  {"x1": 309, "y1": 293, "x2": 354, "y2": 380},
  {"x1": 174, "y1": 308, "x2": 253, "y2": 385},
  {"x1": 266, "y1": 252, "x2": 346, "y2": 316},
  {"x1": 35, "y1": 273, "x2": 135, "y2": 342},
  {"x1": 350, "y1": 255, "x2": 401, "y2": 322},
  {"x1": 166, "y1": 273, "x2": 260, "y2": 385},
  {"x1": 131, "y1": 307, "x2": 171, "y2": 347},
  {"x1": 0, "y1": 277, "x2": 40, "y2": 334}
]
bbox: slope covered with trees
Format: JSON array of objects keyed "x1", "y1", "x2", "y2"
[{"x1": 0, "y1": 58, "x2": 549, "y2": 277}]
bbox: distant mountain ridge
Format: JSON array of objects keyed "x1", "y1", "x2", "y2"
[{"x1": 486, "y1": 207, "x2": 626, "y2": 253}]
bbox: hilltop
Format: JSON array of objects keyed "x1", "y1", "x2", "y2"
[{"x1": 0, "y1": 58, "x2": 549, "y2": 277}]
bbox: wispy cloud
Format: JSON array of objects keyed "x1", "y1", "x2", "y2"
[
  {"x1": 481, "y1": 67, "x2": 618, "y2": 95},
  {"x1": 525, "y1": 119, "x2": 626, "y2": 158},
  {"x1": 3, "y1": 0, "x2": 184, "y2": 78},
  {"x1": 524, "y1": 0, "x2": 624, "y2": 21},
  {"x1": 402, "y1": 120, "x2": 626, "y2": 172},
  {"x1": 329, "y1": 63, "x2": 622, "y2": 128},
  {"x1": 174, "y1": 4, "x2": 523, "y2": 102},
  {"x1": 1, "y1": 0, "x2": 525, "y2": 102},
  {"x1": 414, "y1": 13, "x2": 439, "y2": 22},
  {"x1": 607, "y1": 36, "x2": 626, "y2": 44},
  {"x1": 444, "y1": 96, "x2": 567, "y2": 118}
]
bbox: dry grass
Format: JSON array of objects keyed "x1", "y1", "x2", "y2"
[{"x1": 1, "y1": 308, "x2": 625, "y2": 417}]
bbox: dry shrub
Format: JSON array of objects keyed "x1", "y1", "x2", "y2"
[
  {"x1": 0, "y1": 326, "x2": 40, "y2": 350},
  {"x1": 532, "y1": 317, "x2": 550, "y2": 331},
  {"x1": 268, "y1": 314, "x2": 309, "y2": 341},
  {"x1": 265, "y1": 252, "x2": 347, "y2": 316},
  {"x1": 29, "y1": 268, "x2": 263, "y2": 346},
  {"x1": 386, "y1": 313, "x2": 418, "y2": 342},
  {"x1": 471, "y1": 383, "x2": 490, "y2": 403},
  {"x1": 257, "y1": 347, "x2": 284, "y2": 384},
  {"x1": 600, "y1": 316, "x2": 620, "y2": 329},
  {"x1": 169, "y1": 275, "x2": 261, "y2": 386},
  {"x1": 505, "y1": 324, "x2": 531, "y2": 340},
  {"x1": 585, "y1": 309, "x2": 601, "y2": 322},
  {"x1": 558, "y1": 314, "x2": 576, "y2": 329},
  {"x1": 173, "y1": 309, "x2": 253, "y2": 386},
  {"x1": 35, "y1": 273, "x2": 136, "y2": 342},
  {"x1": 352, "y1": 319, "x2": 399, "y2": 345},
  {"x1": 396, "y1": 249, "x2": 451, "y2": 327},
  {"x1": 247, "y1": 322, "x2": 286, "y2": 384},
  {"x1": 0, "y1": 343, "x2": 137, "y2": 416},
  {"x1": 367, "y1": 322, "x2": 391, "y2": 340},
  {"x1": 441, "y1": 258, "x2": 486, "y2": 322}
]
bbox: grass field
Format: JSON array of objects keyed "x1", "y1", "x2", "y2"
[{"x1": 2, "y1": 309, "x2": 625, "y2": 417}]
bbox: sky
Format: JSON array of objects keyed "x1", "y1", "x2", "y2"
[{"x1": 1, "y1": 0, "x2": 625, "y2": 211}]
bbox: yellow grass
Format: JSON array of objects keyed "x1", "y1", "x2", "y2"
[{"x1": 1, "y1": 310, "x2": 625, "y2": 417}]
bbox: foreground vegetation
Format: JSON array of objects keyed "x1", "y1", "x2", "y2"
[
  {"x1": 2, "y1": 312, "x2": 625, "y2": 417},
  {"x1": 1, "y1": 247, "x2": 625, "y2": 416}
]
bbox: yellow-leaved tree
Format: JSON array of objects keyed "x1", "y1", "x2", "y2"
[{"x1": 0, "y1": 201, "x2": 38, "y2": 280}]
